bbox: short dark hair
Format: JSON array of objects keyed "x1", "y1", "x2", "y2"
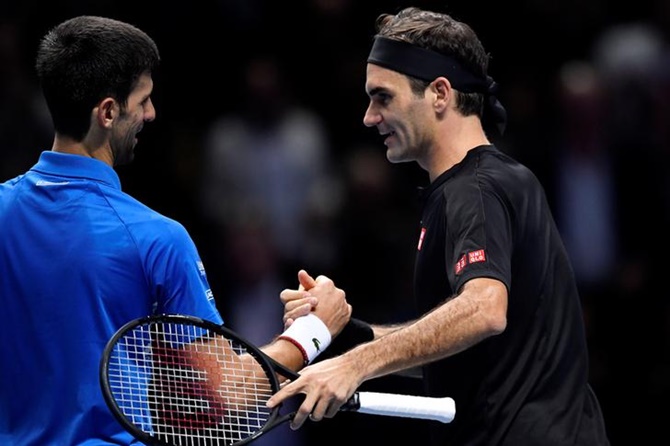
[
  {"x1": 375, "y1": 7, "x2": 488, "y2": 117},
  {"x1": 35, "y1": 16, "x2": 160, "y2": 140}
]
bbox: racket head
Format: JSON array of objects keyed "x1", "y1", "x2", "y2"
[{"x1": 99, "y1": 314, "x2": 290, "y2": 446}]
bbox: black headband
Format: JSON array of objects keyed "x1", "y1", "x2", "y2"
[{"x1": 367, "y1": 36, "x2": 507, "y2": 135}]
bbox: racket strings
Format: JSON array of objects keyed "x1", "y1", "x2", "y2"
[{"x1": 107, "y1": 321, "x2": 274, "y2": 445}]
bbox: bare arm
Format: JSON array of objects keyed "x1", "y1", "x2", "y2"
[
  {"x1": 267, "y1": 277, "x2": 508, "y2": 428},
  {"x1": 350, "y1": 277, "x2": 507, "y2": 378},
  {"x1": 370, "y1": 322, "x2": 409, "y2": 339},
  {"x1": 281, "y1": 274, "x2": 408, "y2": 341},
  {"x1": 181, "y1": 272, "x2": 350, "y2": 408},
  {"x1": 262, "y1": 271, "x2": 351, "y2": 375}
]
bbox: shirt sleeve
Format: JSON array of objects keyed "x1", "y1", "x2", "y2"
[
  {"x1": 446, "y1": 178, "x2": 513, "y2": 294},
  {"x1": 144, "y1": 218, "x2": 224, "y2": 325}
]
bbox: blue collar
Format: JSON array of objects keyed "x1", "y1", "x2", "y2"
[{"x1": 30, "y1": 151, "x2": 122, "y2": 190}]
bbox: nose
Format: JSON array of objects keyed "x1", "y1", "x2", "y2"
[
  {"x1": 363, "y1": 103, "x2": 381, "y2": 128},
  {"x1": 145, "y1": 98, "x2": 156, "y2": 122}
]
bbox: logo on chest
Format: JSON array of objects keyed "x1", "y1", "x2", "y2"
[{"x1": 417, "y1": 227, "x2": 427, "y2": 251}]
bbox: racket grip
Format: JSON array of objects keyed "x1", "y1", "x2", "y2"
[{"x1": 346, "y1": 391, "x2": 455, "y2": 423}]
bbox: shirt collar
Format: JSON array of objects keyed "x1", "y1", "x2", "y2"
[
  {"x1": 30, "y1": 151, "x2": 122, "y2": 190},
  {"x1": 424, "y1": 144, "x2": 497, "y2": 198}
]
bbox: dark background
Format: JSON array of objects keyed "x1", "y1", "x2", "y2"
[{"x1": 3, "y1": 1, "x2": 670, "y2": 444}]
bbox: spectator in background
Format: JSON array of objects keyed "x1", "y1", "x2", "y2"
[
  {"x1": 548, "y1": 60, "x2": 619, "y2": 421},
  {"x1": 588, "y1": 22, "x2": 669, "y2": 443},
  {"x1": 198, "y1": 53, "x2": 340, "y2": 278},
  {"x1": 293, "y1": 0, "x2": 371, "y2": 149},
  {"x1": 333, "y1": 144, "x2": 418, "y2": 325},
  {"x1": 553, "y1": 61, "x2": 619, "y2": 301},
  {"x1": 197, "y1": 53, "x2": 342, "y2": 446},
  {"x1": 591, "y1": 22, "x2": 666, "y2": 285}
]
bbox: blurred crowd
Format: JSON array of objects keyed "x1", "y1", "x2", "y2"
[{"x1": 3, "y1": 0, "x2": 670, "y2": 444}]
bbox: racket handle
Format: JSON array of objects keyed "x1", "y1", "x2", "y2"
[{"x1": 344, "y1": 391, "x2": 456, "y2": 423}]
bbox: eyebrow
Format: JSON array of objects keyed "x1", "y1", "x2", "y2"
[{"x1": 367, "y1": 86, "x2": 388, "y2": 97}]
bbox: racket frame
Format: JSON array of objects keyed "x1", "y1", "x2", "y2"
[{"x1": 99, "y1": 313, "x2": 299, "y2": 446}]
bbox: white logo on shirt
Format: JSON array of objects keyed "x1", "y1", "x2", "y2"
[
  {"x1": 197, "y1": 261, "x2": 206, "y2": 277},
  {"x1": 36, "y1": 180, "x2": 70, "y2": 186}
]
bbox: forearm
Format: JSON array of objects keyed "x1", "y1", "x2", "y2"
[
  {"x1": 371, "y1": 321, "x2": 410, "y2": 338},
  {"x1": 346, "y1": 280, "x2": 507, "y2": 381},
  {"x1": 320, "y1": 315, "x2": 411, "y2": 359},
  {"x1": 259, "y1": 339, "x2": 307, "y2": 375},
  {"x1": 317, "y1": 317, "x2": 374, "y2": 360}
]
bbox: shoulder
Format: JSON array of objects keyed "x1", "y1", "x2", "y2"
[
  {"x1": 100, "y1": 187, "x2": 193, "y2": 245},
  {"x1": 478, "y1": 147, "x2": 538, "y2": 183},
  {"x1": 0, "y1": 173, "x2": 26, "y2": 190},
  {"x1": 456, "y1": 147, "x2": 543, "y2": 200},
  {"x1": 438, "y1": 147, "x2": 544, "y2": 213}
]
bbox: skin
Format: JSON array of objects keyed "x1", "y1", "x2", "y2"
[
  {"x1": 267, "y1": 271, "x2": 351, "y2": 372},
  {"x1": 184, "y1": 271, "x2": 350, "y2": 411},
  {"x1": 52, "y1": 72, "x2": 156, "y2": 167},
  {"x1": 267, "y1": 64, "x2": 509, "y2": 429},
  {"x1": 50, "y1": 71, "x2": 352, "y2": 377}
]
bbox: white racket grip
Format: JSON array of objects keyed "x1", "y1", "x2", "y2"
[{"x1": 356, "y1": 391, "x2": 455, "y2": 423}]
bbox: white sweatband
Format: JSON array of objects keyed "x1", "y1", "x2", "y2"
[{"x1": 278, "y1": 313, "x2": 331, "y2": 365}]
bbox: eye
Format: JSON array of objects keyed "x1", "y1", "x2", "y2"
[{"x1": 375, "y1": 92, "x2": 392, "y2": 106}]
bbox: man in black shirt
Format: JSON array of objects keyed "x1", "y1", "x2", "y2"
[{"x1": 269, "y1": 7, "x2": 610, "y2": 445}]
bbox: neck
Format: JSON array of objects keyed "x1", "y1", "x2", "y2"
[
  {"x1": 426, "y1": 115, "x2": 490, "y2": 182},
  {"x1": 51, "y1": 134, "x2": 114, "y2": 167}
]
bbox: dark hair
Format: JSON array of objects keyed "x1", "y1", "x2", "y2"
[
  {"x1": 35, "y1": 16, "x2": 160, "y2": 140},
  {"x1": 375, "y1": 7, "x2": 488, "y2": 117}
]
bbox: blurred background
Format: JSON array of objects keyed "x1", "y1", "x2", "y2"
[{"x1": 2, "y1": 0, "x2": 670, "y2": 444}]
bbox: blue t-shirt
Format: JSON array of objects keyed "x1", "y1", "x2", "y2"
[{"x1": 0, "y1": 151, "x2": 224, "y2": 445}]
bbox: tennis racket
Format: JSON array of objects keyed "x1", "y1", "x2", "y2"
[{"x1": 100, "y1": 314, "x2": 456, "y2": 446}]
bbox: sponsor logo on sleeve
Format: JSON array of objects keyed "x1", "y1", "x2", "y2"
[
  {"x1": 196, "y1": 260, "x2": 206, "y2": 277},
  {"x1": 454, "y1": 249, "x2": 486, "y2": 275}
]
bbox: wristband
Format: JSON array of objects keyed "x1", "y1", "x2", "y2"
[
  {"x1": 325, "y1": 317, "x2": 373, "y2": 358},
  {"x1": 278, "y1": 313, "x2": 331, "y2": 365}
]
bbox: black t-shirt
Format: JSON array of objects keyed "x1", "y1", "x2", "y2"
[{"x1": 414, "y1": 145, "x2": 609, "y2": 445}]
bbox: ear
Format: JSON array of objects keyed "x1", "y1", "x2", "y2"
[
  {"x1": 430, "y1": 77, "x2": 452, "y2": 113},
  {"x1": 94, "y1": 97, "x2": 118, "y2": 130}
]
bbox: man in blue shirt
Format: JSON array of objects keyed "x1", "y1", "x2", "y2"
[{"x1": 0, "y1": 16, "x2": 351, "y2": 445}]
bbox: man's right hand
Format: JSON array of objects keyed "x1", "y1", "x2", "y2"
[{"x1": 280, "y1": 270, "x2": 351, "y2": 338}]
